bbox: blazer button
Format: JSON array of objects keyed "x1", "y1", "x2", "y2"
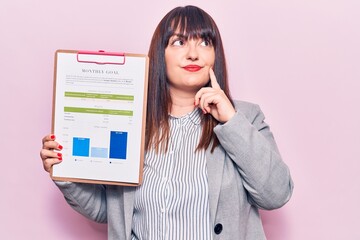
[{"x1": 214, "y1": 223, "x2": 223, "y2": 234}]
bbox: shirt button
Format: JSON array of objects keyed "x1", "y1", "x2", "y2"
[{"x1": 214, "y1": 223, "x2": 223, "y2": 234}]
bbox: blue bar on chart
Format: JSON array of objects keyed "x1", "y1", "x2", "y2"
[
  {"x1": 73, "y1": 137, "x2": 90, "y2": 157},
  {"x1": 109, "y1": 131, "x2": 128, "y2": 159},
  {"x1": 91, "y1": 147, "x2": 108, "y2": 158}
]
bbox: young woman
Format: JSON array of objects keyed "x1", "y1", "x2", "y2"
[{"x1": 40, "y1": 5, "x2": 293, "y2": 240}]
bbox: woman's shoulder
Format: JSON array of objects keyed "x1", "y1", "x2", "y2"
[
  {"x1": 232, "y1": 100, "x2": 261, "y2": 116},
  {"x1": 231, "y1": 100, "x2": 267, "y2": 127}
]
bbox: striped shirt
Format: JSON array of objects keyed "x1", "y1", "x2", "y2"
[{"x1": 132, "y1": 108, "x2": 212, "y2": 240}]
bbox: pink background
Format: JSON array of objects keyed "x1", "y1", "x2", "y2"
[{"x1": 1, "y1": 0, "x2": 359, "y2": 239}]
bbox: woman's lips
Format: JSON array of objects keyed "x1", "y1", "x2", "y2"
[{"x1": 183, "y1": 65, "x2": 202, "y2": 72}]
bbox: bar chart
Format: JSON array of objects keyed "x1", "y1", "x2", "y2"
[{"x1": 72, "y1": 131, "x2": 128, "y2": 160}]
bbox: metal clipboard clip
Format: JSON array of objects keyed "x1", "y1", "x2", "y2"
[{"x1": 77, "y1": 50, "x2": 126, "y2": 65}]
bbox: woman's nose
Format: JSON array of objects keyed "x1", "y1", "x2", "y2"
[{"x1": 186, "y1": 43, "x2": 199, "y2": 61}]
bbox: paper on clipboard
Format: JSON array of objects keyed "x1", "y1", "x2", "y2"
[{"x1": 51, "y1": 50, "x2": 148, "y2": 186}]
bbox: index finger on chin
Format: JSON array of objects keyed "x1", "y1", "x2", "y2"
[{"x1": 209, "y1": 68, "x2": 221, "y2": 90}]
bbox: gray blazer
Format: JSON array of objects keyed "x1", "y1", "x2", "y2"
[{"x1": 55, "y1": 101, "x2": 294, "y2": 240}]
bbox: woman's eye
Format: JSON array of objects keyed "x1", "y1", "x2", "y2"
[
  {"x1": 200, "y1": 40, "x2": 210, "y2": 46},
  {"x1": 173, "y1": 40, "x2": 184, "y2": 46}
]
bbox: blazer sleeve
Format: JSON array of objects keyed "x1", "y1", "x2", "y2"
[
  {"x1": 213, "y1": 102, "x2": 294, "y2": 210},
  {"x1": 54, "y1": 181, "x2": 108, "y2": 223}
]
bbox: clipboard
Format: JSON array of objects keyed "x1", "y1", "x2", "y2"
[{"x1": 51, "y1": 49, "x2": 148, "y2": 186}]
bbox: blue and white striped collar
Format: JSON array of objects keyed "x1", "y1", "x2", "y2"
[{"x1": 169, "y1": 108, "x2": 202, "y2": 125}]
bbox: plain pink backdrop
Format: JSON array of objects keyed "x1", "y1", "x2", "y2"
[{"x1": 1, "y1": 0, "x2": 359, "y2": 239}]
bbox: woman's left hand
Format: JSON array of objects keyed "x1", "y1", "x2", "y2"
[{"x1": 195, "y1": 68, "x2": 236, "y2": 123}]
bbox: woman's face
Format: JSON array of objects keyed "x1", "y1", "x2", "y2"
[{"x1": 165, "y1": 33, "x2": 215, "y2": 94}]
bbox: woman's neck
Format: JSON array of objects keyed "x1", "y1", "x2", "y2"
[{"x1": 169, "y1": 88, "x2": 196, "y2": 117}]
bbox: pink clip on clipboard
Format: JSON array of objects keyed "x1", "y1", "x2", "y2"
[{"x1": 77, "y1": 50, "x2": 126, "y2": 65}]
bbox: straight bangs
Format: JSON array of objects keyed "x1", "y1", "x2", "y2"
[{"x1": 162, "y1": 6, "x2": 217, "y2": 47}]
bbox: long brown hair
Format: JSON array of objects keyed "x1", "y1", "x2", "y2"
[{"x1": 145, "y1": 5, "x2": 233, "y2": 153}]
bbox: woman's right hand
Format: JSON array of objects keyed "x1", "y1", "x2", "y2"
[{"x1": 40, "y1": 134, "x2": 63, "y2": 172}]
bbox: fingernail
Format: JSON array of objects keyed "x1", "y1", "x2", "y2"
[
  {"x1": 50, "y1": 134, "x2": 55, "y2": 140},
  {"x1": 58, "y1": 157, "x2": 62, "y2": 161},
  {"x1": 58, "y1": 145, "x2": 63, "y2": 150},
  {"x1": 57, "y1": 153, "x2": 62, "y2": 157}
]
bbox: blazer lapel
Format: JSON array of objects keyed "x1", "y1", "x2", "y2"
[{"x1": 206, "y1": 145, "x2": 225, "y2": 224}]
